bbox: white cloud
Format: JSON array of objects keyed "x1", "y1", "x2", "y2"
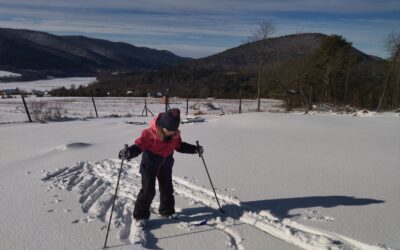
[{"x1": 0, "y1": 17, "x2": 252, "y2": 38}]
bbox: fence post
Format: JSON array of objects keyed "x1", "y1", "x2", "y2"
[
  {"x1": 239, "y1": 91, "x2": 242, "y2": 114},
  {"x1": 91, "y1": 96, "x2": 99, "y2": 118},
  {"x1": 186, "y1": 97, "x2": 189, "y2": 115},
  {"x1": 165, "y1": 95, "x2": 169, "y2": 112},
  {"x1": 145, "y1": 99, "x2": 148, "y2": 116},
  {"x1": 20, "y1": 93, "x2": 32, "y2": 122},
  {"x1": 142, "y1": 99, "x2": 154, "y2": 117}
]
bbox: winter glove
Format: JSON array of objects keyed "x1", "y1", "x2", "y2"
[
  {"x1": 195, "y1": 144, "x2": 204, "y2": 156},
  {"x1": 118, "y1": 144, "x2": 133, "y2": 160}
]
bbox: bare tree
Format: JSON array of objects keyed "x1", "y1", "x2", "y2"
[
  {"x1": 377, "y1": 31, "x2": 400, "y2": 111},
  {"x1": 385, "y1": 31, "x2": 400, "y2": 58},
  {"x1": 250, "y1": 21, "x2": 276, "y2": 111}
]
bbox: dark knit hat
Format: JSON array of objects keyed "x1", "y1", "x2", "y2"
[{"x1": 157, "y1": 108, "x2": 181, "y2": 131}]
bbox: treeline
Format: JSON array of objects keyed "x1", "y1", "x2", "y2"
[
  {"x1": 263, "y1": 35, "x2": 391, "y2": 110},
  {"x1": 51, "y1": 34, "x2": 400, "y2": 110},
  {"x1": 51, "y1": 67, "x2": 257, "y2": 99}
]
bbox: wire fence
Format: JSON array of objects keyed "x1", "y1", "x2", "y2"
[{"x1": 0, "y1": 96, "x2": 284, "y2": 123}]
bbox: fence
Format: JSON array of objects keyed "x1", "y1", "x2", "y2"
[{"x1": 0, "y1": 96, "x2": 283, "y2": 123}]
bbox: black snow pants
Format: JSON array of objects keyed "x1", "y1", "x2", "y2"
[{"x1": 133, "y1": 151, "x2": 175, "y2": 220}]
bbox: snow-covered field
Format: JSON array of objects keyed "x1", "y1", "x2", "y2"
[
  {"x1": 0, "y1": 97, "x2": 399, "y2": 250},
  {"x1": 0, "y1": 70, "x2": 22, "y2": 78},
  {"x1": 0, "y1": 96, "x2": 283, "y2": 123},
  {"x1": 0, "y1": 77, "x2": 96, "y2": 91}
]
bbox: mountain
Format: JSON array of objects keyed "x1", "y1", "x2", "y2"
[
  {"x1": 93, "y1": 33, "x2": 384, "y2": 86},
  {"x1": 0, "y1": 28, "x2": 189, "y2": 79},
  {"x1": 72, "y1": 33, "x2": 388, "y2": 110},
  {"x1": 185, "y1": 33, "x2": 382, "y2": 71}
]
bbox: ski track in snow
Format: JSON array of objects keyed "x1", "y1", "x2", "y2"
[{"x1": 41, "y1": 159, "x2": 388, "y2": 250}]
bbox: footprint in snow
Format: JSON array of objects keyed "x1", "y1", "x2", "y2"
[
  {"x1": 303, "y1": 215, "x2": 335, "y2": 222},
  {"x1": 302, "y1": 209, "x2": 334, "y2": 222},
  {"x1": 56, "y1": 142, "x2": 92, "y2": 151},
  {"x1": 42, "y1": 159, "x2": 369, "y2": 250},
  {"x1": 72, "y1": 216, "x2": 95, "y2": 224},
  {"x1": 306, "y1": 209, "x2": 319, "y2": 215},
  {"x1": 50, "y1": 199, "x2": 63, "y2": 204}
]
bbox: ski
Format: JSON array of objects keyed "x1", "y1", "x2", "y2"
[
  {"x1": 159, "y1": 212, "x2": 210, "y2": 227},
  {"x1": 191, "y1": 218, "x2": 208, "y2": 226}
]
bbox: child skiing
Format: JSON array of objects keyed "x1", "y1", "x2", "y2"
[{"x1": 118, "y1": 108, "x2": 203, "y2": 223}]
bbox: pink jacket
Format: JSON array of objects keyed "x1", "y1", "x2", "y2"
[{"x1": 135, "y1": 115, "x2": 182, "y2": 158}]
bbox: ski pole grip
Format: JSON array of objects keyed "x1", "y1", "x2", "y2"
[
  {"x1": 196, "y1": 141, "x2": 202, "y2": 157},
  {"x1": 123, "y1": 144, "x2": 129, "y2": 161}
]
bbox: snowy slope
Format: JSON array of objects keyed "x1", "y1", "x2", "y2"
[
  {"x1": 0, "y1": 77, "x2": 95, "y2": 91},
  {"x1": 0, "y1": 70, "x2": 22, "y2": 78},
  {"x1": 0, "y1": 111, "x2": 399, "y2": 250}
]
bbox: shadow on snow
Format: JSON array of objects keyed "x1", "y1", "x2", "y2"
[
  {"x1": 241, "y1": 195, "x2": 384, "y2": 219},
  {"x1": 105, "y1": 195, "x2": 384, "y2": 249}
]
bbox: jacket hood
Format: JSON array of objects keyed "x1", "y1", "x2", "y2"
[
  {"x1": 149, "y1": 114, "x2": 161, "y2": 132},
  {"x1": 149, "y1": 114, "x2": 180, "y2": 141}
]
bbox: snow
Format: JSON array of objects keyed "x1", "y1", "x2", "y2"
[
  {"x1": 353, "y1": 109, "x2": 376, "y2": 117},
  {"x1": 0, "y1": 97, "x2": 399, "y2": 250},
  {"x1": 0, "y1": 70, "x2": 22, "y2": 78},
  {"x1": 0, "y1": 77, "x2": 96, "y2": 91},
  {"x1": 0, "y1": 96, "x2": 283, "y2": 123}
]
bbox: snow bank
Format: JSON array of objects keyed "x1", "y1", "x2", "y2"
[{"x1": 353, "y1": 109, "x2": 376, "y2": 117}]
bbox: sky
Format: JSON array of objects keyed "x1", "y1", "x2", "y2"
[{"x1": 0, "y1": 0, "x2": 399, "y2": 59}]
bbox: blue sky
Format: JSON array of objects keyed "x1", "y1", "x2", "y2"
[{"x1": 0, "y1": 0, "x2": 399, "y2": 58}]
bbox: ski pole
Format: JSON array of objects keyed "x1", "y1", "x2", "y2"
[
  {"x1": 103, "y1": 144, "x2": 128, "y2": 249},
  {"x1": 196, "y1": 141, "x2": 225, "y2": 213}
]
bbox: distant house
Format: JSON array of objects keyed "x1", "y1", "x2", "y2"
[
  {"x1": 2, "y1": 89, "x2": 19, "y2": 96},
  {"x1": 31, "y1": 89, "x2": 50, "y2": 97},
  {"x1": 32, "y1": 90, "x2": 44, "y2": 97},
  {"x1": 148, "y1": 91, "x2": 165, "y2": 98}
]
